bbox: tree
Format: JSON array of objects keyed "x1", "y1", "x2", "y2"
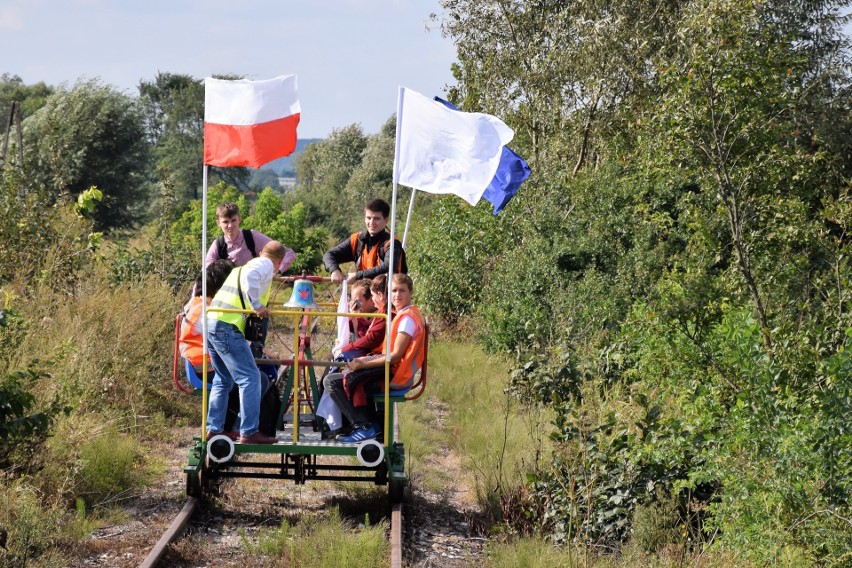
[
  {"x1": 248, "y1": 169, "x2": 282, "y2": 194},
  {"x1": 22, "y1": 79, "x2": 152, "y2": 230},
  {"x1": 343, "y1": 116, "x2": 396, "y2": 208},
  {"x1": 0, "y1": 74, "x2": 53, "y2": 120},
  {"x1": 138, "y1": 72, "x2": 251, "y2": 209},
  {"x1": 436, "y1": 0, "x2": 852, "y2": 559},
  {"x1": 643, "y1": 0, "x2": 850, "y2": 354},
  {"x1": 138, "y1": 73, "x2": 205, "y2": 205},
  {"x1": 290, "y1": 124, "x2": 368, "y2": 236}
]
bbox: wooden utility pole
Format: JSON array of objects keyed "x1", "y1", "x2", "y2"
[{"x1": 1, "y1": 101, "x2": 24, "y2": 174}]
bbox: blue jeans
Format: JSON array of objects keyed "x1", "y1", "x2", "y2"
[{"x1": 206, "y1": 319, "x2": 262, "y2": 437}]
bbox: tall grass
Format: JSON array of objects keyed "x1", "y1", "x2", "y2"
[
  {"x1": 10, "y1": 267, "x2": 194, "y2": 420},
  {"x1": 243, "y1": 507, "x2": 388, "y2": 567},
  {"x1": 399, "y1": 340, "x2": 761, "y2": 567},
  {"x1": 399, "y1": 340, "x2": 552, "y2": 521},
  {"x1": 0, "y1": 263, "x2": 194, "y2": 564}
]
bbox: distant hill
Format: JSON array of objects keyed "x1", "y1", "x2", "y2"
[{"x1": 258, "y1": 138, "x2": 321, "y2": 176}]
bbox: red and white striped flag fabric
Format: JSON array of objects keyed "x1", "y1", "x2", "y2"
[{"x1": 203, "y1": 74, "x2": 301, "y2": 168}]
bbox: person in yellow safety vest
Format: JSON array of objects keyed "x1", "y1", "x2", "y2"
[
  {"x1": 205, "y1": 241, "x2": 286, "y2": 445},
  {"x1": 323, "y1": 273, "x2": 425, "y2": 443}
]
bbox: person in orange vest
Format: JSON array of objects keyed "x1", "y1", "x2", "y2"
[
  {"x1": 323, "y1": 273, "x2": 426, "y2": 443},
  {"x1": 179, "y1": 259, "x2": 236, "y2": 374},
  {"x1": 322, "y1": 198, "x2": 407, "y2": 285}
]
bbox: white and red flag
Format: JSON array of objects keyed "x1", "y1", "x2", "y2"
[{"x1": 203, "y1": 74, "x2": 301, "y2": 168}]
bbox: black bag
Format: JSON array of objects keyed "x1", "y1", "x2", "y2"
[
  {"x1": 244, "y1": 315, "x2": 265, "y2": 342},
  {"x1": 258, "y1": 381, "x2": 282, "y2": 436},
  {"x1": 236, "y1": 266, "x2": 265, "y2": 341}
]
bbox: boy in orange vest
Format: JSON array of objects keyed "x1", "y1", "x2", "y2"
[
  {"x1": 322, "y1": 198, "x2": 407, "y2": 284},
  {"x1": 323, "y1": 273, "x2": 425, "y2": 443}
]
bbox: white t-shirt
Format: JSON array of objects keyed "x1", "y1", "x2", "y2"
[{"x1": 396, "y1": 313, "x2": 420, "y2": 339}]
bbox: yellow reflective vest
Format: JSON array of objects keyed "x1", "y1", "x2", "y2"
[{"x1": 208, "y1": 261, "x2": 273, "y2": 335}]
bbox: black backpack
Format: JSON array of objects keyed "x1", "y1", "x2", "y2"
[
  {"x1": 217, "y1": 229, "x2": 257, "y2": 260},
  {"x1": 223, "y1": 381, "x2": 281, "y2": 436},
  {"x1": 258, "y1": 382, "x2": 282, "y2": 436}
]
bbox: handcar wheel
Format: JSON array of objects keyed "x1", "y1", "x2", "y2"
[{"x1": 200, "y1": 463, "x2": 220, "y2": 496}]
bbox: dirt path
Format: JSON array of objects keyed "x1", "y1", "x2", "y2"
[{"x1": 71, "y1": 412, "x2": 487, "y2": 567}]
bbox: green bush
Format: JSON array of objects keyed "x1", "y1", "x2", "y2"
[
  {"x1": 409, "y1": 197, "x2": 507, "y2": 328},
  {"x1": 0, "y1": 368, "x2": 70, "y2": 471},
  {"x1": 38, "y1": 415, "x2": 152, "y2": 510},
  {"x1": 75, "y1": 429, "x2": 149, "y2": 509},
  {"x1": 0, "y1": 478, "x2": 70, "y2": 568}
]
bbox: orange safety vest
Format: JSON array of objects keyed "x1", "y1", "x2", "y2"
[
  {"x1": 349, "y1": 232, "x2": 405, "y2": 273},
  {"x1": 179, "y1": 296, "x2": 209, "y2": 368},
  {"x1": 381, "y1": 305, "x2": 426, "y2": 389}
]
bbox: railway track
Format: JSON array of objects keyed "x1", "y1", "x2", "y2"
[{"x1": 138, "y1": 495, "x2": 404, "y2": 568}]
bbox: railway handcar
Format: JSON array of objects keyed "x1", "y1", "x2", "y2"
[{"x1": 177, "y1": 275, "x2": 428, "y2": 504}]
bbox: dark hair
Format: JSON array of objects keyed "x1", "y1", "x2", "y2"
[
  {"x1": 365, "y1": 198, "x2": 390, "y2": 218},
  {"x1": 370, "y1": 273, "x2": 387, "y2": 295},
  {"x1": 193, "y1": 259, "x2": 235, "y2": 297},
  {"x1": 352, "y1": 278, "x2": 372, "y2": 299}
]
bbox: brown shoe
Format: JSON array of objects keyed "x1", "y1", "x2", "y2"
[{"x1": 238, "y1": 431, "x2": 278, "y2": 444}]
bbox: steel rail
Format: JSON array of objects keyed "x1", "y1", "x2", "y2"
[
  {"x1": 138, "y1": 497, "x2": 198, "y2": 568},
  {"x1": 390, "y1": 397, "x2": 403, "y2": 568},
  {"x1": 391, "y1": 502, "x2": 403, "y2": 568}
]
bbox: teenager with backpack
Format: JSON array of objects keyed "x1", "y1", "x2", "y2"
[{"x1": 205, "y1": 202, "x2": 296, "y2": 272}]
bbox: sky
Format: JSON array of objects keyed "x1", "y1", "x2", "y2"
[{"x1": 0, "y1": 0, "x2": 457, "y2": 139}]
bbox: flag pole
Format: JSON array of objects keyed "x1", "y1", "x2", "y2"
[
  {"x1": 387, "y1": 86, "x2": 405, "y2": 358},
  {"x1": 381, "y1": 86, "x2": 406, "y2": 440},
  {"x1": 401, "y1": 188, "x2": 416, "y2": 249},
  {"x1": 200, "y1": 164, "x2": 209, "y2": 439}
]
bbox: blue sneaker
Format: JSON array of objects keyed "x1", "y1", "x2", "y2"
[{"x1": 338, "y1": 424, "x2": 379, "y2": 443}]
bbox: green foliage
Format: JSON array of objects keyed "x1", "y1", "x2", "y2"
[
  {"x1": 22, "y1": 78, "x2": 152, "y2": 230},
  {"x1": 0, "y1": 368, "x2": 70, "y2": 471},
  {"x1": 242, "y1": 188, "x2": 328, "y2": 274},
  {"x1": 482, "y1": 536, "x2": 578, "y2": 568},
  {"x1": 0, "y1": 479, "x2": 69, "y2": 568},
  {"x1": 409, "y1": 197, "x2": 506, "y2": 327},
  {"x1": 0, "y1": 170, "x2": 102, "y2": 293},
  {"x1": 291, "y1": 124, "x2": 369, "y2": 237},
  {"x1": 400, "y1": 341, "x2": 552, "y2": 528},
  {"x1": 0, "y1": 300, "x2": 27, "y2": 369},
  {"x1": 107, "y1": 236, "x2": 197, "y2": 292},
  {"x1": 146, "y1": 182, "x2": 327, "y2": 283},
  {"x1": 438, "y1": 0, "x2": 852, "y2": 561},
  {"x1": 630, "y1": 493, "x2": 683, "y2": 554},
  {"x1": 73, "y1": 429, "x2": 149, "y2": 509},
  {"x1": 248, "y1": 169, "x2": 281, "y2": 193},
  {"x1": 138, "y1": 72, "x2": 205, "y2": 206},
  {"x1": 342, "y1": 116, "x2": 397, "y2": 208},
  {"x1": 12, "y1": 272, "x2": 183, "y2": 418},
  {"x1": 508, "y1": 341, "x2": 583, "y2": 407},
  {"x1": 0, "y1": 73, "x2": 53, "y2": 119}
]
